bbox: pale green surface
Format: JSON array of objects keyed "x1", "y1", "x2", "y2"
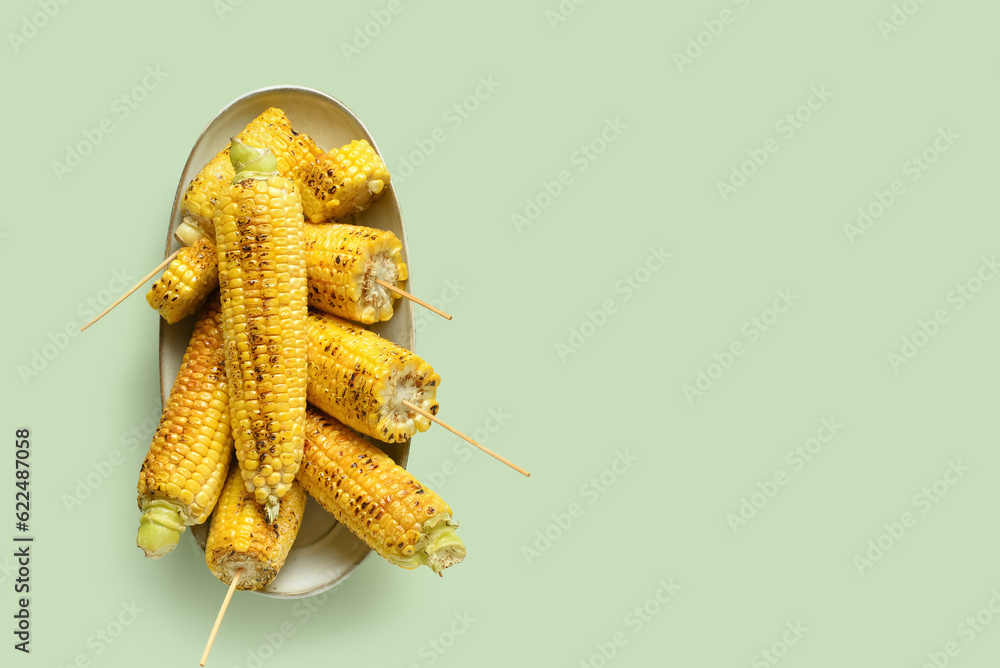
[{"x1": 3, "y1": 1, "x2": 999, "y2": 666}]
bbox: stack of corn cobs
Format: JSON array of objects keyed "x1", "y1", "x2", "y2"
[{"x1": 135, "y1": 108, "x2": 465, "y2": 590}]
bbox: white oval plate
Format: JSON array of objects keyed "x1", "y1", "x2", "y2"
[{"x1": 158, "y1": 86, "x2": 412, "y2": 598}]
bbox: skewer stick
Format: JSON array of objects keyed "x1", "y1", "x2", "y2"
[
  {"x1": 401, "y1": 400, "x2": 530, "y2": 477},
  {"x1": 79, "y1": 249, "x2": 180, "y2": 332},
  {"x1": 199, "y1": 568, "x2": 243, "y2": 667},
  {"x1": 375, "y1": 279, "x2": 452, "y2": 321}
]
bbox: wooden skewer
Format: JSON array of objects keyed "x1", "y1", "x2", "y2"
[
  {"x1": 401, "y1": 399, "x2": 530, "y2": 477},
  {"x1": 375, "y1": 279, "x2": 452, "y2": 320},
  {"x1": 79, "y1": 249, "x2": 180, "y2": 332},
  {"x1": 199, "y1": 568, "x2": 243, "y2": 667}
]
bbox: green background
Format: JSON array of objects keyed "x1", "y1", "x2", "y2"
[{"x1": 3, "y1": 0, "x2": 999, "y2": 666}]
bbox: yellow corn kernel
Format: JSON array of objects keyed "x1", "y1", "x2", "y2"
[
  {"x1": 295, "y1": 139, "x2": 390, "y2": 223},
  {"x1": 306, "y1": 312, "x2": 439, "y2": 443},
  {"x1": 205, "y1": 464, "x2": 306, "y2": 590},
  {"x1": 299, "y1": 408, "x2": 464, "y2": 574}
]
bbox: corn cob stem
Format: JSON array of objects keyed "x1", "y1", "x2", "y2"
[
  {"x1": 229, "y1": 137, "x2": 277, "y2": 177},
  {"x1": 175, "y1": 218, "x2": 209, "y2": 246},
  {"x1": 136, "y1": 500, "x2": 185, "y2": 558},
  {"x1": 401, "y1": 400, "x2": 530, "y2": 477},
  {"x1": 420, "y1": 521, "x2": 466, "y2": 575}
]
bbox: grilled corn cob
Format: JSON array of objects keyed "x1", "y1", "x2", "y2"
[
  {"x1": 145, "y1": 221, "x2": 219, "y2": 324},
  {"x1": 183, "y1": 108, "x2": 324, "y2": 235},
  {"x1": 147, "y1": 222, "x2": 409, "y2": 325},
  {"x1": 137, "y1": 297, "x2": 232, "y2": 558},
  {"x1": 304, "y1": 223, "x2": 408, "y2": 323},
  {"x1": 216, "y1": 139, "x2": 308, "y2": 523},
  {"x1": 206, "y1": 464, "x2": 306, "y2": 590},
  {"x1": 299, "y1": 408, "x2": 464, "y2": 574},
  {"x1": 295, "y1": 139, "x2": 390, "y2": 223},
  {"x1": 306, "y1": 312, "x2": 439, "y2": 443}
]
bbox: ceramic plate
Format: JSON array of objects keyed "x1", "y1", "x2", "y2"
[{"x1": 158, "y1": 86, "x2": 411, "y2": 598}]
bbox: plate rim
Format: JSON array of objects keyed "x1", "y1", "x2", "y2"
[{"x1": 157, "y1": 85, "x2": 412, "y2": 598}]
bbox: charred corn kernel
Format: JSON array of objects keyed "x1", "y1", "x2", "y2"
[
  {"x1": 216, "y1": 140, "x2": 308, "y2": 523},
  {"x1": 306, "y1": 312, "x2": 439, "y2": 443},
  {"x1": 206, "y1": 464, "x2": 306, "y2": 590},
  {"x1": 183, "y1": 108, "x2": 324, "y2": 236},
  {"x1": 299, "y1": 408, "x2": 464, "y2": 574},
  {"x1": 136, "y1": 297, "x2": 232, "y2": 558},
  {"x1": 304, "y1": 223, "x2": 408, "y2": 324},
  {"x1": 295, "y1": 140, "x2": 390, "y2": 223},
  {"x1": 145, "y1": 238, "x2": 220, "y2": 324}
]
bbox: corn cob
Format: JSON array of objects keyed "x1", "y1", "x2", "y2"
[
  {"x1": 215, "y1": 139, "x2": 308, "y2": 523},
  {"x1": 299, "y1": 408, "x2": 464, "y2": 574},
  {"x1": 145, "y1": 222, "x2": 219, "y2": 324},
  {"x1": 306, "y1": 312, "x2": 439, "y2": 443},
  {"x1": 294, "y1": 139, "x2": 390, "y2": 223},
  {"x1": 206, "y1": 464, "x2": 306, "y2": 590},
  {"x1": 147, "y1": 222, "x2": 408, "y2": 325},
  {"x1": 304, "y1": 223, "x2": 408, "y2": 323},
  {"x1": 136, "y1": 297, "x2": 232, "y2": 558},
  {"x1": 183, "y1": 108, "x2": 324, "y2": 236}
]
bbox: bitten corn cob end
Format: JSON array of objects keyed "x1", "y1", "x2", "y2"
[
  {"x1": 298, "y1": 409, "x2": 465, "y2": 575},
  {"x1": 295, "y1": 140, "x2": 390, "y2": 223},
  {"x1": 304, "y1": 223, "x2": 409, "y2": 324},
  {"x1": 206, "y1": 465, "x2": 306, "y2": 590},
  {"x1": 136, "y1": 298, "x2": 232, "y2": 558},
  {"x1": 306, "y1": 312, "x2": 440, "y2": 443}
]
